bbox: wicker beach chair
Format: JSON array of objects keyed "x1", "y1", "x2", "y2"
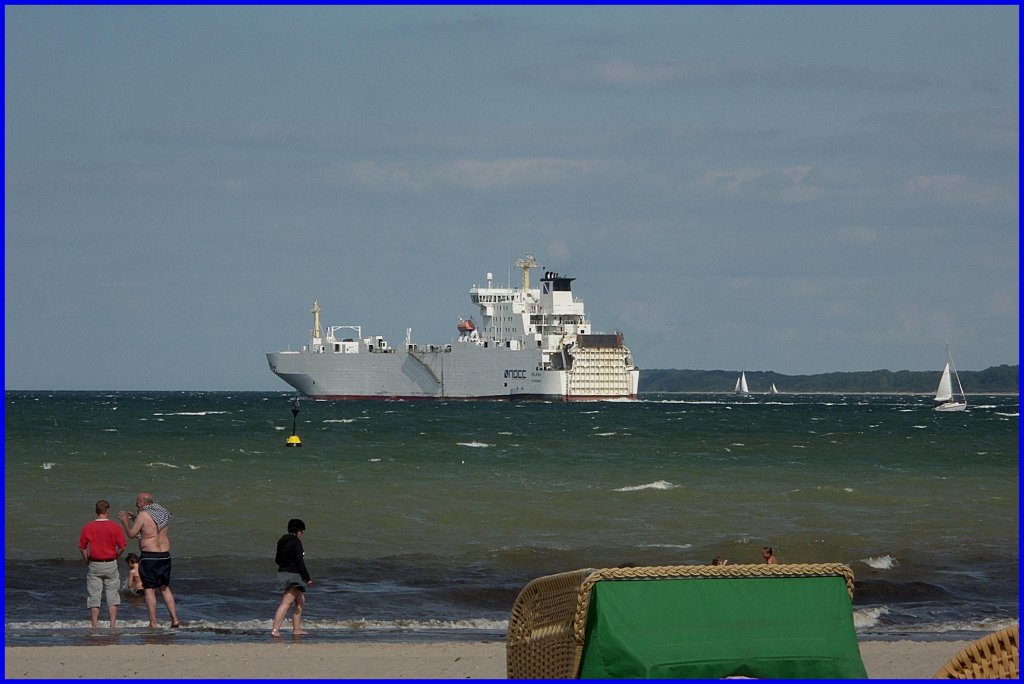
[
  {"x1": 507, "y1": 563, "x2": 867, "y2": 679},
  {"x1": 934, "y1": 624, "x2": 1019, "y2": 679}
]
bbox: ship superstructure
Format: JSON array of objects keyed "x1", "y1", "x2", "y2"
[{"x1": 266, "y1": 255, "x2": 639, "y2": 400}]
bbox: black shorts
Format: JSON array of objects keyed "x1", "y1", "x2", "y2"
[{"x1": 139, "y1": 551, "x2": 172, "y2": 588}]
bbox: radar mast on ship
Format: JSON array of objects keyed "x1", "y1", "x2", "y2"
[{"x1": 516, "y1": 254, "x2": 539, "y2": 292}]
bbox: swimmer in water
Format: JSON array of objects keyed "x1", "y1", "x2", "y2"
[{"x1": 124, "y1": 553, "x2": 144, "y2": 595}]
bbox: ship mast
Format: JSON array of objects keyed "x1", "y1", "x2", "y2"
[
  {"x1": 516, "y1": 254, "x2": 539, "y2": 292},
  {"x1": 311, "y1": 300, "x2": 322, "y2": 342}
]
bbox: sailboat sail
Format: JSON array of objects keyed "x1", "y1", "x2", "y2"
[
  {"x1": 934, "y1": 346, "x2": 967, "y2": 411},
  {"x1": 770, "y1": 383, "x2": 779, "y2": 395},
  {"x1": 934, "y1": 363, "x2": 953, "y2": 403},
  {"x1": 735, "y1": 372, "x2": 749, "y2": 395}
]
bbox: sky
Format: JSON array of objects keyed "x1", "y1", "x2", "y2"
[{"x1": 4, "y1": 6, "x2": 1019, "y2": 391}]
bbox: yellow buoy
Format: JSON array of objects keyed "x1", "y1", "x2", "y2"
[{"x1": 286, "y1": 397, "x2": 302, "y2": 447}]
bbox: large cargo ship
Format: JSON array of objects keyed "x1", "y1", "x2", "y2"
[{"x1": 266, "y1": 255, "x2": 640, "y2": 400}]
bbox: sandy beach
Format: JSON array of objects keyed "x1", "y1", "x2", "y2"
[{"x1": 5, "y1": 638, "x2": 968, "y2": 679}]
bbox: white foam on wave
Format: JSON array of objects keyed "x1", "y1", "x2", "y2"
[
  {"x1": 41, "y1": 462, "x2": 56, "y2": 470},
  {"x1": 101, "y1": 428, "x2": 118, "y2": 432},
  {"x1": 865, "y1": 615, "x2": 1020, "y2": 636},
  {"x1": 853, "y1": 605, "x2": 889, "y2": 629},
  {"x1": 324, "y1": 418, "x2": 358, "y2": 423},
  {"x1": 152, "y1": 411, "x2": 229, "y2": 417},
  {"x1": 5, "y1": 616, "x2": 510, "y2": 633},
  {"x1": 861, "y1": 554, "x2": 898, "y2": 570},
  {"x1": 147, "y1": 462, "x2": 179, "y2": 469},
  {"x1": 614, "y1": 480, "x2": 679, "y2": 492},
  {"x1": 457, "y1": 441, "x2": 491, "y2": 448},
  {"x1": 594, "y1": 432, "x2": 618, "y2": 437},
  {"x1": 995, "y1": 411, "x2": 1019, "y2": 417}
]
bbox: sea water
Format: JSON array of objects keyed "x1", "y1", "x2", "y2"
[{"x1": 4, "y1": 391, "x2": 1018, "y2": 646}]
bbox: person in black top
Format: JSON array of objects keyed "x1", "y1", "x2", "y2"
[{"x1": 271, "y1": 518, "x2": 312, "y2": 636}]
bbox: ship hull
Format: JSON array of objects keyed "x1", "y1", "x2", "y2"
[{"x1": 267, "y1": 345, "x2": 638, "y2": 401}]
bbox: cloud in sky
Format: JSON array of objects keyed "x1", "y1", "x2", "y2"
[
  {"x1": 4, "y1": 5, "x2": 1018, "y2": 390},
  {"x1": 535, "y1": 58, "x2": 943, "y2": 92}
]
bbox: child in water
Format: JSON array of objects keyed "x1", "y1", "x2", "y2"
[{"x1": 124, "y1": 553, "x2": 144, "y2": 595}]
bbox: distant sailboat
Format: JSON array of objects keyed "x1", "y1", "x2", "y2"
[
  {"x1": 734, "y1": 371, "x2": 749, "y2": 395},
  {"x1": 934, "y1": 345, "x2": 967, "y2": 412},
  {"x1": 769, "y1": 383, "x2": 779, "y2": 395}
]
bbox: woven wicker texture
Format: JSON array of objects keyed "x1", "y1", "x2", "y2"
[
  {"x1": 506, "y1": 563, "x2": 856, "y2": 679},
  {"x1": 506, "y1": 568, "x2": 593, "y2": 679},
  {"x1": 934, "y1": 624, "x2": 1019, "y2": 679}
]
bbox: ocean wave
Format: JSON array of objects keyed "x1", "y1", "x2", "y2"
[
  {"x1": 324, "y1": 418, "x2": 360, "y2": 423},
  {"x1": 861, "y1": 554, "x2": 898, "y2": 570},
  {"x1": 647, "y1": 399, "x2": 727, "y2": 405},
  {"x1": 901, "y1": 617, "x2": 1020, "y2": 635},
  {"x1": 152, "y1": 411, "x2": 230, "y2": 416},
  {"x1": 852, "y1": 613, "x2": 1019, "y2": 636},
  {"x1": 41, "y1": 462, "x2": 56, "y2": 470},
  {"x1": 614, "y1": 480, "x2": 678, "y2": 492},
  {"x1": 5, "y1": 617, "x2": 509, "y2": 633},
  {"x1": 456, "y1": 441, "x2": 490, "y2": 448},
  {"x1": 853, "y1": 605, "x2": 889, "y2": 629},
  {"x1": 146, "y1": 462, "x2": 179, "y2": 468}
]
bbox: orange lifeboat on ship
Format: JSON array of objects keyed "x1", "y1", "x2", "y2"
[{"x1": 457, "y1": 318, "x2": 475, "y2": 334}]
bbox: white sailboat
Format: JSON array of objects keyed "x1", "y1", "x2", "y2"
[
  {"x1": 934, "y1": 345, "x2": 967, "y2": 412},
  {"x1": 734, "y1": 371, "x2": 750, "y2": 395},
  {"x1": 769, "y1": 383, "x2": 779, "y2": 395}
]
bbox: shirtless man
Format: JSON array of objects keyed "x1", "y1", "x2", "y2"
[{"x1": 118, "y1": 492, "x2": 180, "y2": 628}]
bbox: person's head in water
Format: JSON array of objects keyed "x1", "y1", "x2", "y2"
[{"x1": 287, "y1": 519, "x2": 306, "y2": 534}]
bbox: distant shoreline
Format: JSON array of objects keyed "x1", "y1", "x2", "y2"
[
  {"x1": 639, "y1": 365, "x2": 1019, "y2": 394},
  {"x1": 639, "y1": 390, "x2": 1020, "y2": 396},
  {"x1": 4, "y1": 389, "x2": 1020, "y2": 397}
]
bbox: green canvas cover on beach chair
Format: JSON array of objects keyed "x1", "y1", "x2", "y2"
[{"x1": 507, "y1": 563, "x2": 867, "y2": 679}]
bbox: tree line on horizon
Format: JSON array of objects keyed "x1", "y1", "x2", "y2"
[{"x1": 638, "y1": 364, "x2": 1019, "y2": 394}]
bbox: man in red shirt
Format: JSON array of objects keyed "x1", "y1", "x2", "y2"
[{"x1": 78, "y1": 500, "x2": 127, "y2": 628}]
